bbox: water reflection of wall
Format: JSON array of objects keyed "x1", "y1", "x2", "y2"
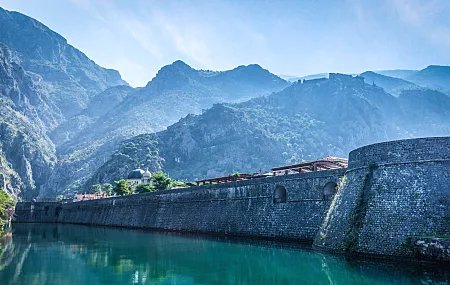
[{"x1": 1, "y1": 224, "x2": 449, "y2": 285}]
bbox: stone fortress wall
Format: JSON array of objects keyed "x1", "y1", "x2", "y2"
[
  {"x1": 15, "y1": 169, "x2": 345, "y2": 242},
  {"x1": 14, "y1": 201, "x2": 62, "y2": 223},
  {"x1": 13, "y1": 137, "x2": 450, "y2": 261},
  {"x1": 313, "y1": 137, "x2": 450, "y2": 260}
]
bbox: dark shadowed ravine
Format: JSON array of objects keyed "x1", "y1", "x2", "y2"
[{"x1": 0, "y1": 224, "x2": 449, "y2": 285}]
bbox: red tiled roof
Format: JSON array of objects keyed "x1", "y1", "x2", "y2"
[{"x1": 74, "y1": 193, "x2": 108, "y2": 200}]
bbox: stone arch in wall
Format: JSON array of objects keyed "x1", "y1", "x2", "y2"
[
  {"x1": 273, "y1": 185, "x2": 287, "y2": 203},
  {"x1": 323, "y1": 182, "x2": 338, "y2": 200}
]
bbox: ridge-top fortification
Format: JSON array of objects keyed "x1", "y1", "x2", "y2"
[
  {"x1": 14, "y1": 137, "x2": 450, "y2": 262},
  {"x1": 314, "y1": 137, "x2": 450, "y2": 259}
]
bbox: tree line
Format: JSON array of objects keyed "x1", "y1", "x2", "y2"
[{"x1": 89, "y1": 171, "x2": 186, "y2": 197}]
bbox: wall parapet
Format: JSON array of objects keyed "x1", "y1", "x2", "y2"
[
  {"x1": 348, "y1": 137, "x2": 450, "y2": 169},
  {"x1": 15, "y1": 168, "x2": 346, "y2": 243}
]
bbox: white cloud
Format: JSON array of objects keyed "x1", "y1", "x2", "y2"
[
  {"x1": 390, "y1": 0, "x2": 450, "y2": 46},
  {"x1": 122, "y1": 18, "x2": 164, "y2": 61},
  {"x1": 69, "y1": 0, "x2": 107, "y2": 23},
  {"x1": 150, "y1": 10, "x2": 213, "y2": 68}
]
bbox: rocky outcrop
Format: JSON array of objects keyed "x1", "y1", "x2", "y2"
[
  {"x1": 0, "y1": 44, "x2": 55, "y2": 198},
  {"x1": 0, "y1": 7, "x2": 128, "y2": 118}
]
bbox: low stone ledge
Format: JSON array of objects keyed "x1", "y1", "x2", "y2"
[{"x1": 408, "y1": 237, "x2": 450, "y2": 262}]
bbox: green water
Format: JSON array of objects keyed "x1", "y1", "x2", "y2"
[{"x1": 0, "y1": 224, "x2": 449, "y2": 285}]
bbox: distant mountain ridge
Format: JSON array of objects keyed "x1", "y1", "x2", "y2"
[
  {"x1": 280, "y1": 73, "x2": 329, "y2": 82},
  {"x1": 360, "y1": 71, "x2": 418, "y2": 96},
  {"x1": 87, "y1": 73, "x2": 450, "y2": 186},
  {"x1": 375, "y1": 69, "x2": 417, "y2": 79},
  {"x1": 405, "y1": 65, "x2": 450, "y2": 92},
  {"x1": 1, "y1": 7, "x2": 450, "y2": 198},
  {"x1": 40, "y1": 60, "x2": 289, "y2": 196},
  {"x1": 360, "y1": 66, "x2": 450, "y2": 95}
]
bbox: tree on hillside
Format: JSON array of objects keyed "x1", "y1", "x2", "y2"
[
  {"x1": 102, "y1": 183, "x2": 113, "y2": 196},
  {"x1": 113, "y1": 180, "x2": 132, "y2": 196},
  {"x1": 135, "y1": 184, "x2": 155, "y2": 194},
  {"x1": 92, "y1": 184, "x2": 102, "y2": 194},
  {"x1": 152, "y1": 172, "x2": 172, "y2": 191}
]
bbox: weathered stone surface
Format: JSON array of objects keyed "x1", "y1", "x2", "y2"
[
  {"x1": 15, "y1": 169, "x2": 345, "y2": 241},
  {"x1": 14, "y1": 202, "x2": 62, "y2": 223},
  {"x1": 314, "y1": 137, "x2": 450, "y2": 259}
]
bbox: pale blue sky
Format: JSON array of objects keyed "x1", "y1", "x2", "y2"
[{"x1": 1, "y1": 0, "x2": 449, "y2": 87}]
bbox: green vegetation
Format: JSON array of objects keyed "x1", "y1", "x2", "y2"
[
  {"x1": 0, "y1": 190, "x2": 15, "y2": 235},
  {"x1": 152, "y1": 171, "x2": 172, "y2": 191},
  {"x1": 88, "y1": 171, "x2": 185, "y2": 197},
  {"x1": 171, "y1": 181, "x2": 187, "y2": 188},
  {"x1": 135, "y1": 184, "x2": 155, "y2": 193},
  {"x1": 113, "y1": 180, "x2": 132, "y2": 196},
  {"x1": 92, "y1": 184, "x2": 102, "y2": 194},
  {"x1": 102, "y1": 183, "x2": 113, "y2": 196}
]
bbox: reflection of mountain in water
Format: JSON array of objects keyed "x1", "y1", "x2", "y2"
[{"x1": 0, "y1": 224, "x2": 449, "y2": 284}]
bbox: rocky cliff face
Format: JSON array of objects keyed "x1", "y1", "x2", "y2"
[
  {"x1": 0, "y1": 7, "x2": 127, "y2": 198},
  {"x1": 0, "y1": 44, "x2": 56, "y2": 199},
  {"x1": 0, "y1": 7, "x2": 128, "y2": 119}
]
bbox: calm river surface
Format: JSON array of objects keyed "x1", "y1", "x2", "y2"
[{"x1": 0, "y1": 224, "x2": 449, "y2": 285}]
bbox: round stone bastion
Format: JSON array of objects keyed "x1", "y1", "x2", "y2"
[{"x1": 313, "y1": 137, "x2": 450, "y2": 259}]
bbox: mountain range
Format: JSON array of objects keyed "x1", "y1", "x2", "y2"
[{"x1": 1, "y1": 7, "x2": 450, "y2": 198}]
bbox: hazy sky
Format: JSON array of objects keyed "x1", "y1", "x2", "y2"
[{"x1": 1, "y1": 0, "x2": 449, "y2": 87}]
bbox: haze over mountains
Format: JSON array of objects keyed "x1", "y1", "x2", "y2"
[{"x1": 1, "y1": 7, "x2": 450, "y2": 198}]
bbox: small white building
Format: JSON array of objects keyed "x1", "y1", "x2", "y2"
[
  {"x1": 126, "y1": 169, "x2": 152, "y2": 187},
  {"x1": 142, "y1": 169, "x2": 152, "y2": 184}
]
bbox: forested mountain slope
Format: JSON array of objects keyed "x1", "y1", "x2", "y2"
[{"x1": 88, "y1": 74, "x2": 450, "y2": 186}]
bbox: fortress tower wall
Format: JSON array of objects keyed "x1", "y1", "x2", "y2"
[{"x1": 313, "y1": 137, "x2": 450, "y2": 258}]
